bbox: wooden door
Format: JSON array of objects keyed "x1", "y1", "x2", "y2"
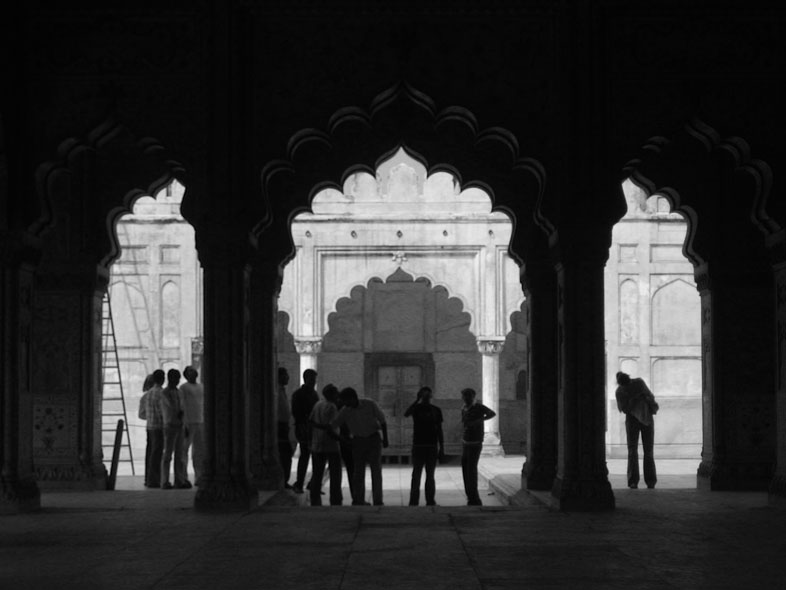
[{"x1": 377, "y1": 365, "x2": 421, "y2": 453}]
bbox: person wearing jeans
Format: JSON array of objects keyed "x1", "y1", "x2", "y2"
[
  {"x1": 460, "y1": 388, "x2": 495, "y2": 506},
  {"x1": 404, "y1": 386, "x2": 444, "y2": 506}
]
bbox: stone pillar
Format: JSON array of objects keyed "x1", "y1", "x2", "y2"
[
  {"x1": 0, "y1": 231, "x2": 41, "y2": 512},
  {"x1": 247, "y1": 255, "x2": 284, "y2": 490},
  {"x1": 194, "y1": 235, "x2": 259, "y2": 511},
  {"x1": 769, "y1": 231, "x2": 786, "y2": 502},
  {"x1": 294, "y1": 337, "x2": 322, "y2": 379},
  {"x1": 521, "y1": 262, "x2": 558, "y2": 491},
  {"x1": 32, "y1": 264, "x2": 109, "y2": 490},
  {"x1": 696, "y1": 266, "x2": 776, "y2": 491},
  {"x1": 477, "y1": 338, "x2": 504, "y2": 455},
  {"x1": 550, "y1": 238, "x2": 615, "y2": 511}
]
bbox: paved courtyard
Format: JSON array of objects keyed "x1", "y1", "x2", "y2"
[{"x1": 2, "y1": 457, "x2": 785, "y2": 589}]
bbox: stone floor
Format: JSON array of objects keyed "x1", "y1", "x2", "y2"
[{"x1": 2, "y1": 456, "x2": 785, "y2": 589}]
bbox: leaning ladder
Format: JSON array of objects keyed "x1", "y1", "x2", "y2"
[{"x1": 100, "y1": 291, "x2": 135, "y2": 478}]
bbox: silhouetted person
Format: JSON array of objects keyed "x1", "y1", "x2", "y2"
[
  {"x1": 616, "y1": 371, "x2": 659, "y2": 489},
  {"x1": 291, "y1": 368, "x2": 319, "y2": 493},
  {"x1": 335, "y1": 390, "x2": 354, "y2": 500},
  {"x1": 460, "y1": 388, "x2": 495, "y2": 506},
  {"x1": 139, "y1": 370, "x2": 165, "y2": 488},
  {"x1": 331, "y1": 387, "x2": 389, "y2": 506},
  {"x1": 277, "y1": 367, "x2": 294, "y2": 489},
  {"x1": 179, "y1": 366, "x2": 204, "y2": 486},
  {"x1": 404, "y1": 386, "x2": 444, "y2": 506},
  {"x1": 308, "y1": 383, "x2": 343, "y2": 506},
  {"x1": 159, "y1": 368, "x2": 189, "y2": 489},
  {"x1": 138, "y1": 373, "x2": 157, "y2": 488}
]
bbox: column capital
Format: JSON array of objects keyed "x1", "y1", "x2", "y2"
[
  {"x1": 294, "y1": 337, "x2": 323, "y2": 355},
  {"x1": 195, "y1": 223, "x2": 254, "y2": 269},
  {"x1": 477, "y1": 338, "x2": 505, "y2": 355}
]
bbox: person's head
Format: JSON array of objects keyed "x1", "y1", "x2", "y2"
[
  {"x1": 278, "y1": 366, "x2": 289, "y2": 386},
  {"x1": 303, "y1": 369, "x2": 317, "y2": 387},
  {"x1": 339, "y1": 387, "x2": 359, "y2": 408},
  {"x1": 322, "y1": 383, "x2": 339, "y2": 403},
  {"x1": 417, "y1": 386, "x2": 433, "y2": 403},
  {"x1": 183, "y1": 366, "x2": 198, "y2": 383},
  {"x1": 152, "y1": 369, "x2": 166, "y2": 386},
  {"x1": 616, "y1": 371, "x2": 631, "y2": 386},
  {"x1": 167, "y1": 368, "x2": 181, "y2": 388},
  {"x1": 461, "y1": 388, "x2": 476, "y2": 405},
  {"x1": 142, "y1": 374, "x2": 155, "y2": 392}
]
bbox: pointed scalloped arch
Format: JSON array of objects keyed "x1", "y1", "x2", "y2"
[
  {"x1": 623, "y1": 117, "x2": 776, "y2": 268},
  {"x1": 256, "y1": 82, "x2": 547, "y2": 269},
  {"x1": 36, "y1": 117, "x2": 187, "y2": 270}
]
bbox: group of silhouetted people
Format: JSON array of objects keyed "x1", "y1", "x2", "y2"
[
  {"x1": 138, "y1": 366, "x2": 204, "y2": 489},
  {"x1": 277, "y1": 368, "x2": 497, "y2": 506}
]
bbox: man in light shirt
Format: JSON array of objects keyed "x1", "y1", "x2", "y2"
[
  {"x1": 331, "y1": 387, "x2": 388, "y2": 506},
  {"x1": 179, "y1": 366, "x2": 204, "y2": 486}
]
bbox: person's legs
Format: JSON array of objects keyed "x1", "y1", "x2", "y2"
[
  {"x1": 295, "y1": 432, "x2": 311, "y2": 491},
  {"x1": 144, "y1": 429, "x2": 153, "y2": 486},
  {"x1": 423, "y1": 446, "x2": 438, "y2": 506},
  {"x1": 179, "y1": 425, "x2": 192, "y2": 483},
  {"x1": 327, "y1": 452, "x2": 343, "y2": 506},
  {"x1": 462, "y1": 443, "x2": 482, "y2": 505},
  {"x1": 625, "y1": 415, "x2": 642, "y2": 488},
  {"x1": 190, "y1": 422, "x2": 205, "y2": 484},
  {"x1": 310, "y1": 452, "x2": 327, "y2": 506},
  {"x1": 340, "y1": 443, "x2": 354, "y2": 500},
  {"x1": 641, "y1": 422, "x2": 656, "y2": 488},
  {"x1": 351, "y1": 439, "x2": 367, "y2": 505},
  {"x1": 173, "y1": 427, "x2": 188, "y2": 487},
  {"x1": 161, "y1": 426, "x2": 176, "y2": 488},
  {"x1": 149, "y1": 429, "x2": 163, "y2": 487},
  {"x1": 368, "y1": 435, "x2": 383, "y2": 506},
  {"x1": 409, "y1": 446, "x2": 426, "y2": 506}
]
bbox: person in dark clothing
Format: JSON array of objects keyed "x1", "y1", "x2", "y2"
[
  {"x1": 291, "y1": 368, "x2": 319, "y2": 493},
  {"x1": 615, "y1": 371, "x2": 659, "y2": 489},
  {"x1": 335, "y1": 391, "x2": 355, "y2": 502},
  {"x1": 404, "y1": 386, "x2": 444, "y2": 506},
  {"x1": 460, "y1": 387, "x2": 496, "y2": 506}
]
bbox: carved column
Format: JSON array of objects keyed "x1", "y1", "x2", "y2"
[
  {"x1": 247, "y1": 255, "x2": 284, "y2": 490},
  {"x1": 294, "y1": 337, "x2": 322, "y2": 378},
  {"x1": 521, "y1": 261, "x2": 558, "y2": 491},
  {"x1": 477, "y1": 338, "x2": 504, "y2": 455},
  {"x1": 32, "y1": 263, "x2": 109, "y2": 490},
  {"x1": 696, "y1": 265, "x2": 776, "y2": 491},
  {"x1": 194, "y1": 233, "x2": 259, "y2": 511},
  {"x1": 1, "y1": 231, "x2": 41, "y2": 512},
  {"x1": 550, "y1": 236, "x2": 615, "y2": 511},
  {"x1": 770, "y1": 231, "x2": 786, "y2": 501}
]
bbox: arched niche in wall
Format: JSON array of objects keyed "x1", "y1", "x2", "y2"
[{"x1": 651, "y1": 278, "x2": 701, "y2": 346}]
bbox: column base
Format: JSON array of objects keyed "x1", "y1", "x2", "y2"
[
  {"x1": 0, "y1": 477, "x2": 41, "y2": 514},
  {"x1": 194, "y1": 476, "x2": 260, "y2": 512},
  {"x1": 697, "y1": 459, "x2": 773, "y2": 491},
  {"x1": 522, "y1": 459, "x2": 555, "y2": 491},
  {"x1": 550, "y1": 476, "x2": 615, "y2": 511},
  {"x1": 769, "y1": 473, "x2": 786, "y2": 504}
]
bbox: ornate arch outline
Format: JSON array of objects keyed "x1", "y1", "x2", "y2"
[
  {"x1": 623, "y1": 117, "x2": 776, "y2": 268},
  {"x1": 325, "y1": 267, "x2": 479, "y2": 342},
  {"x1": 256, "y1": 82, "x2": 547, "y2": 269},
  {"x1": 36, "y1": 116, "x2": 187, "y2": 270}
]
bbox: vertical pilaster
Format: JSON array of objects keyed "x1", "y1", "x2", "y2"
[
  {"x1": 770, "y1": 232, "x2": 786, "y2": 502},
  {"x1": 521, "y1": 262, "x2": 558, "y2": 491},
  {"x1": 294, "y1": 338, "x2": 322, "y2": 377},
  {"x1": 550, "y1": 237, "x2": 615, "y2": 511},
  {"x1": 248, "y1": 256, "x2": 284, "y2": 490},
  {"x1": 194, "y1": 236, "x2": 258, "y2": 511},
  {"x1": 1, "y1": 231, "x2": 41, "y2": 512},
  {"x1": 477, "y1": 338, "x2": 504, "y2": 455},
  {"x1": 696, "y1": 265, "x2": 775, "y2": 491}
]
